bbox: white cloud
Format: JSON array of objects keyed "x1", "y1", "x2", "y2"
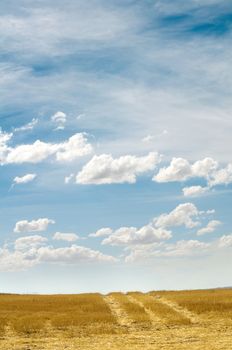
[
  {"x1": 14, "y1": 235, "x2": 47, "y2": 251},
  {"x1": 182, "y1": 185, "x2": 209, "y2": 197},
  {"x1": 56, "y1": 133, "x2": 93, "y2": 162},
  {"x1": 53, "y1": 232, "x2": 79, "y2": 242},
  {"x1": 101, "y1": 203, "x2": 213, "y2": 247},
  {"x1": 64, "y1": 173, "x2": 75, "y2": 184},
  {"x1": 197, "y1": 220, "x2": 221, "y2": 236},
  {"x1": 153, "y1": 157, "x2": 218, "y2": 183},
  {"x1": 209, "y1": 164, "x2": 232, "y2": 187},
  {"x1": 13, "y1": 173, "x2": 37, "y2": 185},
  {"x1": 14, "y1": 118, "x2": 38, "y2": 132},
  {"x1": 0, "y1": 248, "x2": 37, "y2": 271},
  {"x1": 102, "y1": 225, "x2": 171, "y2": 246},
  {"x1": 89, "y1": 227, "x2": 113, "y2": 238},
  {"x1": 0, "y1": 129, "x2": 13, "y2": 163},
  {"x1": 14, "y1": 218, "x2": 55, "y2": 233},
  {"x1": 160, "y1": 240, "x2": 211, "y2": 257},
  {"x1": 0, "y1": 242, "x2": 117, "y2": 271},
  {"x1": 142, "y1": 135, "x2": 155, "y2": 143},
  {"x1": 154, "y1": 203, "x2": 200, "y2": 229},
  {"x1": 154, "y1": 157, "x2": 232, "y2": 189},
  {"x1": 0, "y1": 129, "x2": 13, "y2": 145},
  {"x1": 219, "y1": 234, "x2": 232, "y2": 248},
  {"x1": 142, "y1": 130, "x2": 168, "y2": 143},
  {"x1": 5, "y1": 140, "x2": 58, "y2": 164},
  {"x1": 125, "y1": 239, "x2": 211, "y2": 262},
  {"x1": 1, "y1": 133, "x2": 92, "y2": 164},
  {"x1": 76, "y1": 152, "x2": 160, "y2": 184},
  {"x1": 51, "y1": 111, "x2": 67, "y2": 130},
  {"x1": 37, "y1": 245, "x2": 117, "y2": 264}
]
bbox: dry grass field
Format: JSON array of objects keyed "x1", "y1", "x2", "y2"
[{"x1": 0, "y1": 289, "x2": 231, "y2": 349}]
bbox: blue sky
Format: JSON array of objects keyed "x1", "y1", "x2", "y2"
[{"x1": 0, "y1": 0, "x2": 232, "y2": 293}]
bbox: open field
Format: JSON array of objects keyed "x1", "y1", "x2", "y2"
[{"x1": 0, "y1": 289, "x2": 231, "y2": 349}]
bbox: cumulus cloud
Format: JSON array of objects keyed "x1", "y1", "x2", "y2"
[
  {"x1": 0, "y1": 248, "x2": 37, "y2": 271},
  {"x1": 76, "y1": 152, "x2": 160, "y2": 184},
  {"x1": 13, "y1": 173, "x2": 37, "y2": 185},
  {"x1": 14, "y1": 235, "x2": 47, "y2": 251},
  {"x1": 53, "y1": 232, "x2": 79, "y2": 242},
  {"x1": 14, "y1": 118, "x2": 38, "y2": 132},
  {"x1": 154, "y1": 203, "x2": 200, "y2": 229},
  {"x1": 0, "y1": 129, "x2": 13, "y2": 145},
  {"x1": 209, "y1": 164, "x2": 232, "y2": 187},
  {"x1": 101, "y1": 203, "x2": 212, "y2": 247},
  {"x1": 0, "y1": 242, "x2": 117, "y2": 271},
  {"x1": 89, "y1": 227, "x2": 113, "y2": 238},
  {"x1": 56, "y1": 134, "x2": 93, "y2": 162},
  {"x1": 197, "y1": 220, "x2": 221, "y2": 236},
  {"x1": 0, "y1": 130, "x2": 13, "y2": 163},
  {"x1": 37, "y1": 245, "x2": 117, "y2": 264},
  {"x1": 14, "y1": 218, "x2": 55, "y2": 233},
  {"x1": 182, "y1": 185, "x2": 209, "y2": 197},
  {"x1": 153, "y1": 157, "x2": 218, "y2": 183},
  {"x1": 125, "y1": 239, "x2": 211, "y2": 262},
  {"x1": 1, "y1": 133, "x2": 92, "y2": 164},
  {"x1": 102, "y1": 225, "x2": 171, "y2": 246},
  {"x1": 160, "y1": 240, "x2": 211, "y2": 257},
  {"x1": 51, "y1": 111, "x2": 67, "y2": 130},
  {"x1": 154, "y1": 157, "x2": 232, "y2": 191},
  {"x1": 219, "y1": 234, "x2": 232, "y2": 248}
]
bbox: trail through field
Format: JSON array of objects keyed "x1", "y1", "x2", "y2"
[
  {"x1": 126, "y1": 295, "x2": 163, "y2": 328},
  {"x1": 153, "y1": 295, "x2": 200, "y2": 324},
  {"x1": 104, "y1": 295, "x2": 135, "y2": 329}
]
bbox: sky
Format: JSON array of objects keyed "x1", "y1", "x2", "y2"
[{"x1": 0, "y1": 0, "x2": 232, "y2": 294}]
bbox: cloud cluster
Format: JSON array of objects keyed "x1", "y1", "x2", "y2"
[
  {"x1": 153, "y1": 157, "x2": 232, "y2": 196},
  {"x1": 154, "y1": 157, "x2": 218, "y2": 183},
  {"x1": 0, "y1": 133, "x2": 92, "y2": 164},
  {"x1": 14, "y1": 235, "x2": 48, "y2": 251},
  {"x1": 154, "y1": 203, "x2": 200, "y2": 229},
  {"x1": 14, "y1": 218, "x2": 55, "y2": 233},
  {"x1": 125, "y1": 239, "x2": 211, "y2": 262},
  {"x1": 102, "y1": 226, "x2": 171, "y2": 246},
  {"x1": 0, "y1": 242, "x2": 117, "y2": 272},
  {"x1": 76, "y1": 152, "x2": 160, "y2": 184},
  {"x1": 100, "y1": 203, "x2": 218, "y2": 248}
]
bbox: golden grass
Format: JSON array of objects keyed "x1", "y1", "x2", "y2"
[
  {"x1": 153, "y1": 289, "x2": 232, "y2": 318},
  {"x1": 0, "y1": 293, "x2": 116, "y2": 335},
  {"x1": 129, "y1": 292, "x2": 191, "y2": 325},
  {"x1": 108, "y1": 292, "x2": 151, "y2": 324},
  {"x1": 0, "y1": 288, "x2": 231, "y2": 339}
]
